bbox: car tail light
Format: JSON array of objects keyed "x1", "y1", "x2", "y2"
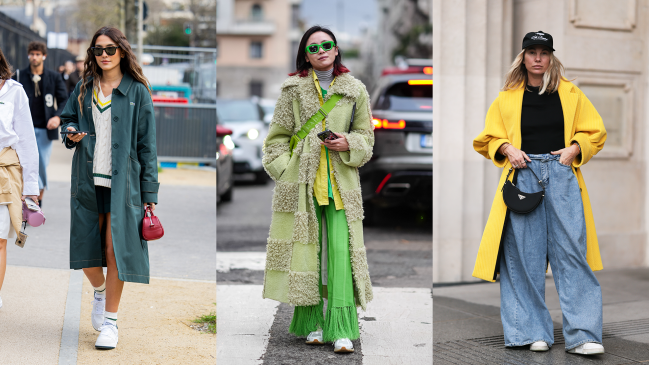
[
  {"x1": 423, "y1": 67, "x2": 432, "y2": 75},
  {"x1": 408, "y1": 79, "x2": 433, "y2": 85},
  {"x1": 375, "y1": 173, "x2": 392, "y2": 194},
  {"x1": 372, "y1": 118, "x2": 406, "y2": 129}
]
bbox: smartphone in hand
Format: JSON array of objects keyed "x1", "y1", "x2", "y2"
[
  {"x1": 317, "y1": 130, "x2": 338, "y2": 142},
  {"x1": 60, "y1": 130, "x2": 89, "y2": 135}
]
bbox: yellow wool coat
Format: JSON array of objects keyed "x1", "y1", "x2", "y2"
[{"x1": 472, "y1": 80, "x2": 607, "y2": 282}]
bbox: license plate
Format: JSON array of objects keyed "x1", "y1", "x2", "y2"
[{"x1": 420, "y1": 134, "x2": 432, "y2": 148}]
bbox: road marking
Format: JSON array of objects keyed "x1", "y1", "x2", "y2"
[
  {"x1": 217, "y1": 251, "x2": 267, "y2": 273},
  {"x1": 217, "y1": 285, "x2": 279, "y2": 364},
  {"x1": 360, "y1": 287, "x2": 433, "y2": 364},
  {"x1": 58, "y1": 270, "x2": 83, "y2": 365}
]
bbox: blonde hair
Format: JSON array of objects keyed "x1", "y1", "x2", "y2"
[{"x1": 502, "y1": 48, "x2": 571, "y2": 94}]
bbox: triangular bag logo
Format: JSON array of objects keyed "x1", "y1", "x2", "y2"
[{"x1": 518, "y1": 194, "x2": 526, "y2": 200}]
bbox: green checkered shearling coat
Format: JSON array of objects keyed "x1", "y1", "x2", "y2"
[{"x1": 261, "y1": 69, "x2": 374, "y2": 310}]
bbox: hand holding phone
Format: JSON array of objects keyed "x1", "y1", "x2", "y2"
[
  {"x1": 317, "y1": 130, "x2": 339, "y2": 142},
  {"x1": 64, "y1": 127, "x2": 88, "y2": 143}
]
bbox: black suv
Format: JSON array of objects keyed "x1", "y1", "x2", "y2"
[{"x1": 360, "y1": 66, "x2": 432, "y2": 224}]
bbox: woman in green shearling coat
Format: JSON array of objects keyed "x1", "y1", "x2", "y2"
[{"x1": 261, "y1": 26, "x2": 374, "y2": 353}]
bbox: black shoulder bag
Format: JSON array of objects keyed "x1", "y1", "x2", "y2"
[{"x1": 502, "y1": 167, "x2": 545, "y2": 214}]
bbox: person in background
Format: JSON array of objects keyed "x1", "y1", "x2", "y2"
[
  {"x1": 0, "y1": 46, "x2": 40, "y2": 310},
  {"x1": 64, "y1": 60, "x2": 81, "y2": 95},
  {"x1": 14, "y1": 41, "x2": 68, "y2": 206},
  {"x1": 58, "y1": 64, "x2": 65, "y2": 74},
  {"x1": 75, "y1": 54, "x2": 85, "y2": 78}
]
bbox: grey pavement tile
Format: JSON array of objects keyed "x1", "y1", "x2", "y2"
[
  {"x1": 434, "y1": 316, "x2": 503, "y2": 343},
  {"x1": 434, "y1": 296, "x2": 501, "y2": 318},
  {"x1": 603, "y1": 336, "x2": 649, "y2": 362},
  {"x1": 602, "y1": 301, "x2": 649, "y2": 323}
]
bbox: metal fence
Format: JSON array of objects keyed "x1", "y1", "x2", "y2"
[
  {"x1": 0, "y1": 11, "x2": 74, "y2": 72},
  {"x1": 154, "y1": 103, "x2": 216, "y2": 164}
]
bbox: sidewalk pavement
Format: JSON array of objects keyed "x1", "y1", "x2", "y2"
[
  {"x1": 433, "y1": 268, "x2": 649, "y2": 364},
  {"x1": 0, "y1": 142, "x2": 217, "y2": 364},
  {"x1": 217, "y1": 285, "x2": 433, "y2": 364}
]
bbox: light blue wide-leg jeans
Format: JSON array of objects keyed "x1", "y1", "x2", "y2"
[{"x1": 499, "y1": 153, "x2": 603, "y2": 350}]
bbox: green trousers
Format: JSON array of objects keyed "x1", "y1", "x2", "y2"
[{"x1": 289, "y1": 197, "x2": 360, "y2": 342}]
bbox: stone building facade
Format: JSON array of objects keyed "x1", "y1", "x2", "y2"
[
  {"x1": 433, "y1": 0, "x2": 649, "y2": 283},
  {"x1": 216, "y1": 0, "x2": 302, "y2": 100}
]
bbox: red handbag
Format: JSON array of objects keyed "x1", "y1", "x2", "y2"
[{"x1": 142, "y1": 206, "x2": 164, "y2": 241}]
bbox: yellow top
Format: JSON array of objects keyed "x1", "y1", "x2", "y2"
[{"x1": 312, "y1": 71, "x2": 344, "y2": 210}]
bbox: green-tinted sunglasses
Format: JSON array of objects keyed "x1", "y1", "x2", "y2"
[{"x1": 305, "y1": 41, "x2": 336, "y2": 54}]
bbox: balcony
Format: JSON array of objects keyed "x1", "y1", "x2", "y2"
[{"x1": 216, "y1": 19, "x2": 275, "y2": 36}]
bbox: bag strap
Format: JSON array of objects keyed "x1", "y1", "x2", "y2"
[
  {"x1": 505, "y1": 167, "x2": 545, "y2": 193},
  {"x1": 289, "y1": 94, "x2": 344, "y2": 156},
  {"x1": 348, "y1": 102, "x2": 356, "y2": 133}
]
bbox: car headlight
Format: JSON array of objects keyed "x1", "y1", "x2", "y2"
[
  {"x1": 223, "y1": 135, "x2": 235, "y2": 150},
  {"x1": 247, "y1": 129, "x2": 259, "y2": 140}
]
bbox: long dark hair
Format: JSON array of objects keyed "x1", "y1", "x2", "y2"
[
  {"x1": 0, "y1": 47, "x2": 14, "y2": 80},
  {"x1": 78, "y1": 27, "x2": 151, "y2": 114},
  {"x1": 289, "y1": 25, "x2": 350, "y2": 77}
]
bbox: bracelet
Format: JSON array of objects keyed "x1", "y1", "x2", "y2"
[
  {"x1": 500, "y1": 143, "x2": 511, "y2": 155},
  {"x1": 572, "y1": 143, "x2": 581, "y2": 153}
]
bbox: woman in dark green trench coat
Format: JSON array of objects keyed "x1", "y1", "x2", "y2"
[{"x1": 60, "y1": 27, "x2": 159, "y2": 350}]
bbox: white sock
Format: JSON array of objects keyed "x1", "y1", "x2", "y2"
[
  {"x1": 93, "y1": 282, "x2": 106, "y2": 298},
  {"x1": 105, "y1": 311, "x2": 117, "y2": 326}
]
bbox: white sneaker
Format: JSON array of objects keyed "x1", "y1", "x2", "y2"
[
  {"x1": 333, "y1": 338, "x2": 354, "y2": 353},
  {"x1": 95, "y1": 321, "x2": 118, "y2": 349},
  {"x1": 91, "y1": 294, "x2": 106, "y2": 331},
  {"x1": 0, "y1": 295, "x2": 3, "y2": 309},
  {"x1": 530, "y1": 341, "x2": 549, "y2": 351},
  {"x1": 568, "y1": 342, "x2": 604, "y2": 355},
  {"x1": 306, "y1": 329, "x2": 324, "y2": 345}
]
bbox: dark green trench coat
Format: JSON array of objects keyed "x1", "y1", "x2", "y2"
[{"x1": 60, "y1": 73, "x2": 159, "y2": 284}]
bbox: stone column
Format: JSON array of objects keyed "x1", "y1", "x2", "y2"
[{"x1": 433, "y1": 0, "x2": 512, "y2": 283}]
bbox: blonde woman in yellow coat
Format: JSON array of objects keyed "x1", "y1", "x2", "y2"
[{"x1": 473, "y1": 31, "x2": 606, "y2": 355}]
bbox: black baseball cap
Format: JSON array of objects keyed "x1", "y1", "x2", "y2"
[{"x1": 522, "y1": 31, "x2": 555, "y2": 52}]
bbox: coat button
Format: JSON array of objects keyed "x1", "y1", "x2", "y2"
[
  {"x1": 113, "y1": 116, "x2": 119, "y2": 122},
  {"x1": 113, "y1": 143, "x2": 119, "y2": 149},
  {"x1": 113, "y1": 170, "x2": 118, "y2": 175}
]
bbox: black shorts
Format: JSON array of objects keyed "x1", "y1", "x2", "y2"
[{"x1": 95, "y1": 186, "x2": 111, "y2": 214}]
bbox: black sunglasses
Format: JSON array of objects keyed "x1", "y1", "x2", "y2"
[{"x1": 91, "y1": 46, "x2": 119, "y2": 57}]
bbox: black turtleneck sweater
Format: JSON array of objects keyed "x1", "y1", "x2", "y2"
[{"x1": 520, "y1": 85, "x2": 565, "y2": 154}]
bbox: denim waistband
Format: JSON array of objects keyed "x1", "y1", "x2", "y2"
[{"x1": 526, "y1": 153, "x2": 559, "y2": 160}]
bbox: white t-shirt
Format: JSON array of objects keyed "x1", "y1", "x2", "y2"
[{"x1": 0, "y1": 79, "x2": 40, "y2": 196}]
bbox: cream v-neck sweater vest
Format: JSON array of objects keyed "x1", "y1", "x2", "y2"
[{"x1": 92, "y1": 84, "x2": 112, "y2": 187}]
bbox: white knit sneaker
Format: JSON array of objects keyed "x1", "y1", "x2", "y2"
[
  {"x1": 306, "y1": 329, "x2": 324, "y2": 345},
  {"x1": 91, "y1": 294, "x2": 106, "y2": 331},
  {"x1": 530, "y1": 341, "x2": 549, "y2": 351},
  {"x1": 568, "y1": 342, "x2": 604, "y2": 355},
  {"x1": 333, "y1": 338, "x2": 354, "y2": 353},
  {"x1": 95, "y1": 321, "x2": 118, "y2": 349}
]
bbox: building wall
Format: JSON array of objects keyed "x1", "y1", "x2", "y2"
[
  {"x1": 433, "y1": 0, "x2": 649, "y2": 283},
  {"x1": 216, "y1": 0, "x2": 296, "y2": 100}
]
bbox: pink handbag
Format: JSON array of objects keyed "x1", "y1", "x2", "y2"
[
  {"x1": 23, "y1": 198, "x2": 45, "y2": 227},
  {"x1": 142, "y1": 206, "x2": 164, "y2": 241}
]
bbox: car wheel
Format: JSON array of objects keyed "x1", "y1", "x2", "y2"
[
  {"x1": 255, "y1": 171, "x2": 268, "y2": 185},
  {"x1": 221, "y1": 186, "x2": 233, "y2": 202},
  {"x1": 363, "y1": 201, "x2": 378, "y2": 226}
]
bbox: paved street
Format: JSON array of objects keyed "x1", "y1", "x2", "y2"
[
  {"x1": 434, "y1": 269, "x2": 649, "y2": 364},
  {"x1": 0, "y1": 142, "x2": 216, "y2": 364},
  {"x1": 216, "y1": 181, "x2": 433, "y2": 364}
]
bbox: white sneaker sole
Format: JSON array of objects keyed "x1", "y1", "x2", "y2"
[
  {"x1": 568, "y1": 347, "x2": 604, "y2": 355},
  {"x1": 530, "y1": 344, "x2": 549, "y2": 351},
  {"x1": 334, "y1": 346, "x2": 354, "y2": 353},
  {"x1": 305, "y1": 338, "x2": 324, "y2": 345}
]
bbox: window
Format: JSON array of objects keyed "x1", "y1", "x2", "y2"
[
  {"x1": 250, "y1": 80, "x2": 263, "y2": 97},
  {"x1": 291, "y1": 4, "x2": 300, "y2": 29},
  {"x1": 250, "y1": 41, "x2": 263, "y2": 59},
  {"x1": 251, "y1": 4, "x2": 263, "y2": 21}
]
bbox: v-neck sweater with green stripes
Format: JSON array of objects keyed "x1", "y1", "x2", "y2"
[{"x1": 92, "y1": 85, "x2": 113, "y2": 187}]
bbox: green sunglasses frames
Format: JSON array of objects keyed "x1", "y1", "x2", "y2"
[{"x1": 305, "y1": 41, "x2": 336, "y2": 55}]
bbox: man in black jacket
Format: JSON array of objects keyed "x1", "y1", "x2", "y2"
[{"x1": 14, "y1": 41, "x2": 68, "y2": 205}]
